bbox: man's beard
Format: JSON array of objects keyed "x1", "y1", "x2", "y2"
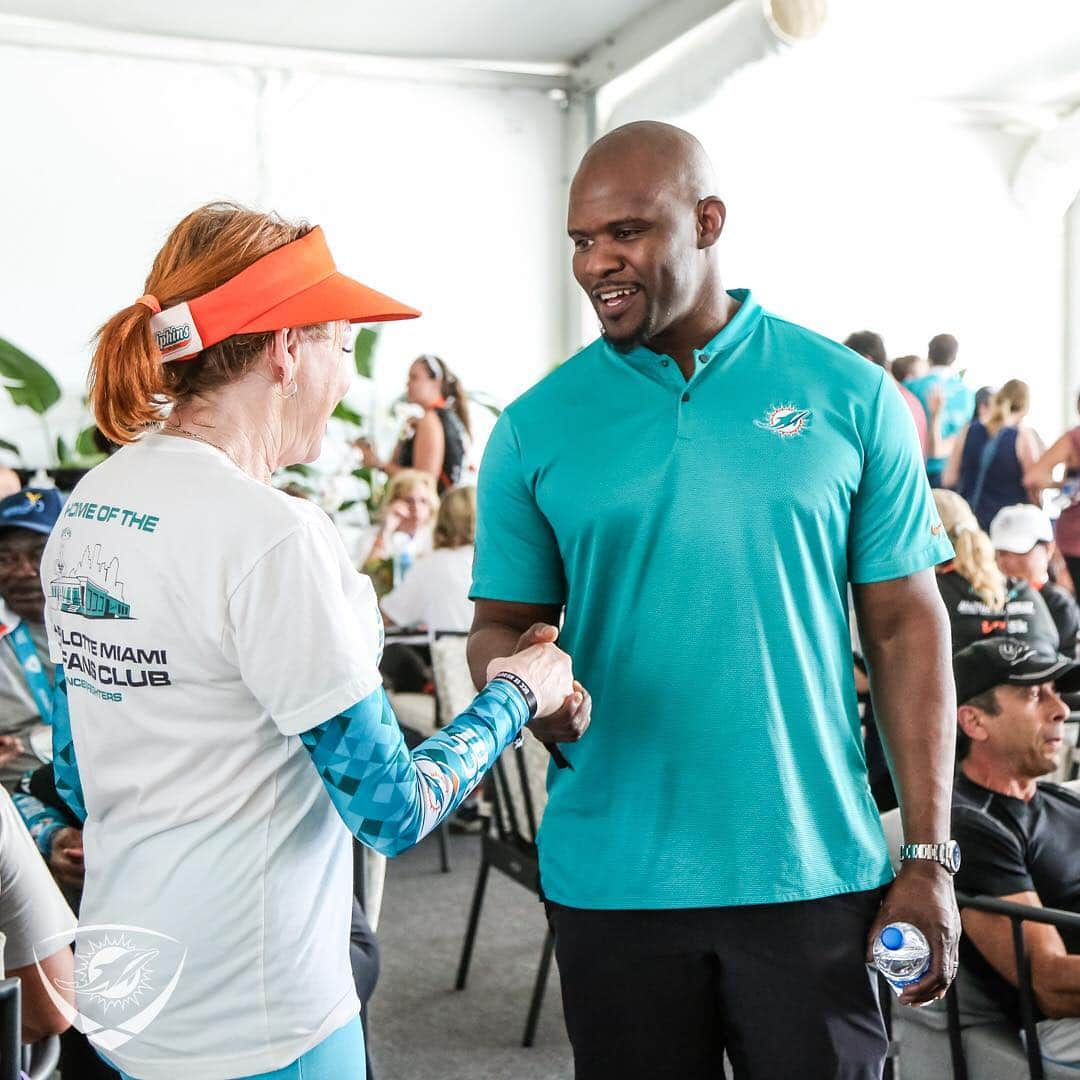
[{"x1": 600, "y1": 308, "x2": 655, "y2": 354}]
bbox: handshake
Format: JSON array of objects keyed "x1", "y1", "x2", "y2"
[{"x1": 486, "y1": 624, "x2": 591, "y2": 746}]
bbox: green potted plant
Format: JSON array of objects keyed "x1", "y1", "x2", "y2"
[{"x1": 1, "y1": 336, "x2": 107, "y2": 486}]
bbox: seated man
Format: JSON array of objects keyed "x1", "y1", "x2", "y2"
[
  {"x1": 952, "y1": 637, "x2": 1080, "y2": 1073},
  {"x1": 0, "y1": 487, "x2": 65, "y2": 789},
  {"x1": 991, "y1": 504, "x2": 1080, "y2": 658}
]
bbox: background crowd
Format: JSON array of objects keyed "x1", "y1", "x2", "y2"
[{"x1": 6, "y1": 327, "x2": 1080, "y2": 1074}]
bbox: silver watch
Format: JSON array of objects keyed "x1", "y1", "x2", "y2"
[{"x1": 899, "y1": 840, "x2": 961, "y2": 875}]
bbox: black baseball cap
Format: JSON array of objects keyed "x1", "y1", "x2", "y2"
[{"x1": 954, "y1": 638, "x2": 1080, "y2": 705}]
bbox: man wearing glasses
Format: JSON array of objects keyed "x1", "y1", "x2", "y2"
[{"x1": 0, "y1": 486, "x2": 64, "y2": 789}]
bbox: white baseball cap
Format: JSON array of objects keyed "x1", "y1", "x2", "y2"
[{"x1": 989, "y1": 504, "x2": 1054, "y2": 554}]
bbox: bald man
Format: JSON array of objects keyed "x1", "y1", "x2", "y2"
[{"x1": 468, "y1": 122, "x2": 961, "y2": 1078}]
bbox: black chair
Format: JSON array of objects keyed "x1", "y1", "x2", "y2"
[
  {"x1": 941, "y1": 893, "x2": 1080, "y2": 1080},
  {"x1": 389, "y1": 628, "x2": 452, "y2": 873},
  {"x1": 454, "y1": 737, "x2": 555, "y2": 1047},
  {"x1": 0, "y1": 978, "x2": 18, "y2": 1080}
]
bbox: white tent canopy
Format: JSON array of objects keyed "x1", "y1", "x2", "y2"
[{"x1": 3, "y1": 0, "x2": 1080, "y2": 463}]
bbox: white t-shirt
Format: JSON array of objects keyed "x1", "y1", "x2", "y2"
[
  {"x1": 0, "y1": 784, "x2": 76, "y2": 972},
  {"x1": 0, "y1": 614, "x2": 53, "y2": 788},
  {"x1": 380, "y1": 545, "x2": 476, "y2": 632},
  {"x1": 41, "y1": 434, "x2": 382, "y2": 1078}
]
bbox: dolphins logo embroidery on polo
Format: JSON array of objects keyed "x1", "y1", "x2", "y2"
[{"x1": 754, "y1": 404, "x2": 813, "y2": 438}]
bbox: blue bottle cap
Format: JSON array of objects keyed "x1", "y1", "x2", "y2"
[{"x1": 881, "y1": 926, "x2": 904, "y2": 951}]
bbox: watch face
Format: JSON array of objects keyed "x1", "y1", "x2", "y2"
[{"x1": 948, "y1": 841, "x2": 962, "y2": 874}]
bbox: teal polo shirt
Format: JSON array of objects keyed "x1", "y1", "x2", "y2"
[
  {"x1": 906, "y1": 370, "x2": 975, "y2": 478},
  {"x1": 472, "y1": 289, "x2": 954, "y2": 909}
]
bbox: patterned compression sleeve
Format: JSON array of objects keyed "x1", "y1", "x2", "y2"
[
  {"x1": 51, "y1": 667, "x2": 87, "y2": 824},
  {"x1": 301, "y1": 679, "x2": 529, "y2": 858},
  {"x1": 12, "y1": 773, "x2": 66, "y2": 857}
]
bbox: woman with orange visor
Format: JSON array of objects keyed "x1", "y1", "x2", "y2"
[{"x1": 40, "y1": 203, "x2": 575, "y2": 1079}]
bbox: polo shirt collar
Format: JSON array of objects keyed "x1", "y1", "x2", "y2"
[{"x1": 600, "y1": 288, "x2": 763, "y2": 378}]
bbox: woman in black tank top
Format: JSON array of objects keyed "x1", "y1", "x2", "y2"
[{"x1": 358, "y1": 354, "x2": 470, "y2": 494}]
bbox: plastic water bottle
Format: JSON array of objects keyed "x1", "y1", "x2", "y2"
[
  {"x1": 393, "y1": 548, "x2": 414, "y2": 587},
  {"x1": 1055, "y1": 478, "x2": 1080, "y2": 510},
  {"x1": 873, "y1": 923, "x2": 931, "y2": 996}
]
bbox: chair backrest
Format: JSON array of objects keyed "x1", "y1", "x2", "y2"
[
  {"x1": 430, "y1": 632, "x2": 473, "y2": 729},
  {"x1": 880, "y1": 807, "x2": 903, "y2": 873},
  {"x1": 490, "y1": 733, "x2": 550, "y2": 850},
  {"x1": 428, "y1": 631, "x2": 552, "y2": 846},
  {"x1": 22, "y1": 1034, "x2": 61, "y2": 1080}
]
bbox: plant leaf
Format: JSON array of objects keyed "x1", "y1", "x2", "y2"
[
  {"x1": 333, "y1": 401, "x2": 364, "y2": 427},
  {"x1": 56, "y1": 435, "x2": 71, "y2": 464},
  {"x1": 282, "y1": 463, "x2": 315, "y2": 477},
  {"x1": 468, "y1": 391, "x2": 502, "y2": 418},
  {"x1": 354, "y1": 327, "x2": 379, "y2": 380},
  {"x1": 75, "y1": 426, "x2": 101, "y2": 456},
  {"x1": 0, "y1": 338, "x2": 61, "y2": 414}
]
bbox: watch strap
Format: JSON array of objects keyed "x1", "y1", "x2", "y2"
[
  {"x1": 489, "y1": 671, "x2": 538, "y2": 721},
  {"x1": 899, "y1": 841, "x2": 958, "y2": 873}
]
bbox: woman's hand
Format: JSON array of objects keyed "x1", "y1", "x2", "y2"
[
  {"x1": 354, "y1": 439, "x2": 381, "y2": 470},
  {"x1": 49, "y1": 827, "x2": 85, "y2": 890},
  {"x1": 487, "y1": 643, "x2": 573, "y2": 719},
  {"x1": 382, "y1": 499, "x2": 409, "y2": 536},
  {"x1": 0, "y1": 735, "x2": 24, "y2": 768},
  {"x1": 512, "y1": 623, "x2": 592, "y2": 745}
]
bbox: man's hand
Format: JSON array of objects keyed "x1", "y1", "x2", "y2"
[
  {"x1": 0, "y1": 735, "x2": 24, "y2": 768},
  {"x1": 514, "y1": 623, "x2": 591, "y2": 745},
  {"x1": 48, "y1": 827, "x2": 85, "y2": 890},
  {"x1": 867, "y1": 862, "x2": 960, "y2": 1006}
]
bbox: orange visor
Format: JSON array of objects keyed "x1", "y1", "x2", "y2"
[{"x1": 149, "y1": 226, "x2": 419, "y2": 362}]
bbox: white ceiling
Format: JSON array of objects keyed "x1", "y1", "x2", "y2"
[
  {"x1": 0, "y1": 0, "x2": 667, "y2": 64},
  {"x1": 825, "y1": 0, "x2": 1080, "y2": 114},
  {"x1": 2, "y1": 0, "x2": 1080, "y2": 117}
]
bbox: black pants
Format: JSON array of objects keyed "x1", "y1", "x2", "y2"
[{"x1": 546, "y1": 888, "x2": 888, "y2": 1080}]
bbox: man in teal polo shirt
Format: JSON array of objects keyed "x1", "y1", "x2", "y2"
[
  {"x1": 468, "y1": 122, "x2": 961, "y2": 1079},
  {"x1": 906, "y1": 333, "x2": 975, "y2": 485}
]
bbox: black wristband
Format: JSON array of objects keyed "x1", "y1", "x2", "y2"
[{"x1": 490, "y1": 671, "x2": 538, "y2": 720}]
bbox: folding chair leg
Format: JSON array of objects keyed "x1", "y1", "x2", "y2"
[
  {"x1": 523, "y1": 926, "x2": 556, "y2": 1048},
  {"x1": 455, "y1": 857, "x2": 490, "y2": 990},
  {"x1": 438, "y1": 821, "x2": 451, "y2": 873}
]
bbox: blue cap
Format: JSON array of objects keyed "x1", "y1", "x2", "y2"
[
  {"x1": 881, "y1": 926, "x2": 904, "y2": 951},
  {"x1": 0, "y1": 487, "x2": 63, "y2": 536}
]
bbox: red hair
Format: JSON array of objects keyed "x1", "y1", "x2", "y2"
[{"x1": 90, "y1": 202, "x2": 326, "y2": 444}]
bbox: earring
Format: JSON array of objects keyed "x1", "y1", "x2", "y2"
[{"x1": 279, "y1": 380, "x2": 299, "y2": 399}]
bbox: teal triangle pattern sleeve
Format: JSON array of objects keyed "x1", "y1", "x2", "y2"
[
  {"x1": 300, "y1": 679, "x2": 530, "y2": 858},
  {"x1": 50, "y1": 667, "x2": 87, "y2": 824}
]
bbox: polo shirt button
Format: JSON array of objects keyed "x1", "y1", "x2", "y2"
[
  {"x1": 682, "y1": 392, "x2": 690, "y2": 402},
  {"x1": 661, "y1": 359, "x2": 670, "y2": 367},
  {"x1": 701, "y1": 356, "x2": 710, "y2": 364}
]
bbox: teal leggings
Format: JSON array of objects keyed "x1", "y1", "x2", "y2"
[{"x1": 111, "y1": 1016, "x2": 365, "y2": 1079}]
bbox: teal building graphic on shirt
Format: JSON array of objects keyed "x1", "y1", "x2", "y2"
[{"x1": 50, "y1": 543, "x2": 132, "y2": 620}]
